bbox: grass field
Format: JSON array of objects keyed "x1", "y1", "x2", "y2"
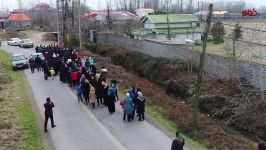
[
  {"x1": 0, "y1": 50, "x2": 45, "y2": 150},
  {"x1": 194, "y1": 20, "x2": 266, "y2": 64}
]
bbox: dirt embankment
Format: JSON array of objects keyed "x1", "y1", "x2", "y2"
[
  {"x1": 0, "y1": 30, "x2": 27, "y2": 41},
  {"x1": 82, "y1": 43, "x2": 264, "y2": 149}
]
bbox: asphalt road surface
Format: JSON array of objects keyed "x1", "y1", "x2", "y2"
[{"x1": 2, "y1": 42, "x2": 190, "y2": 150}]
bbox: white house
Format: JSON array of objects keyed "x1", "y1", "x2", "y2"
[{"x1": 134, "y1": 14, "x2": 202, "y2": 43}]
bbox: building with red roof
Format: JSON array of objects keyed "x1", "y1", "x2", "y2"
[
  {"x1": 84, "y1": 11, "x2": 137, "y2": 24},
  {"x1": 8, "y1": 13, "x2": 31, "y2": 28}
]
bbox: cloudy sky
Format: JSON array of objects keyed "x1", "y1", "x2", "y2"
[{"x1": 2, "y1": 0, "x2": 265, "y2": 11}]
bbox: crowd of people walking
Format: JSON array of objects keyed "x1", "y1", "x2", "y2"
[
  {"x1": 35, "y1": 43, "x2": 188, "y2": 150},
  {"x1": 33, "y1": 44, "x2": 146, "y2": 122}
]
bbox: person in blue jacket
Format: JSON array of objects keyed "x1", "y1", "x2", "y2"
[
  {"x1": 75, "y1": 84, "x2": 83, "y2": 102},
  {"x1": 123, "y1": 93, "x2": 134, "y2": 122},
  {"x1": 128, "y1": 86, "x2": 137, "y2": 119}
]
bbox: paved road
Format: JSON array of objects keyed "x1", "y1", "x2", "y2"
[{"x1": 2, "y1": 41, "x2": 179, "y2": 150}]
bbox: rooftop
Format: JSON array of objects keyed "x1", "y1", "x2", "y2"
[
  {"x1": 142, "y1": 14, "x2": 199, "y2": 24},
  {"x1": 8, "y1": 13, "x2": 31, "y2": 21},
  {"x1": 85, "y1": 11, "x2": 136, "y2": 20},
  {"x1": 135, "y1": 8, "x2": 154, "y2": 12},
  {"x1": 30, "y1": 3, "x2": 55, "y2": 11},
  {"x1": 133, "y1": 27, "x2": 202, "y2": 35}
]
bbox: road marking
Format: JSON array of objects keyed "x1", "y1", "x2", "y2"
[{"x1": 67, "y1": 85, "x2": 126, "y2": 150}]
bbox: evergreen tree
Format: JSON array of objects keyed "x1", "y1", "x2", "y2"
[
  {"x1": 211, "y1": 21, "x2": 225, "y2": 44},
  {"x1": 234, "y1": 23, "x2": 242, "y2": 40}
]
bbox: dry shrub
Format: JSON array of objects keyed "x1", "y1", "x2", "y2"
[
  {"x1": 81, "y1": 48, "x2": 258, "y2": 149},
  {"x1": 3, "y1": 27, "x2": 27, "y2": 40},
  {"x1": 0, "y1": 75, "x2": 11, "y2": 85},
  {"x1": 0, "y1": 121, "x2": 12, "y2": 129},
  {"x1": 42, "y1": 33, "x2": 57, "y2": 41},
  {"x1": 230, "y1": 101, "x2": 266, "y2": 141},
  {"x1": 85, "y1": 43, "x2": 193, "y2": 99}
]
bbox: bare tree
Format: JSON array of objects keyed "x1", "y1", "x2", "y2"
[
  {"x1": 17, "y1": 0, "x2": 23, "y2": 30},
  {"x1": 187, "y1": 0, "x2": 193, "y2": 13},
  {"x1": 247, "y1": 20, "x2": 266, "y2": 101},
  {"x1": 224, "y1": 18, "x2": 266, "y2": 106},
  {"x1": 106, "y1": 0, "x2": 112, "y2": 30},
  {"x1": 193, "y1": 3, "x2": 213, "y2": 126},
  {"x1": 225, "y1": 1, "x2": 246, "y2": 13}
]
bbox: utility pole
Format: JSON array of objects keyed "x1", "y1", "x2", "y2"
[
  {"x1": 60, "y1": 0, "x2": 65, "y2": 47},
  {"x1": 62, "y1": 0, "x2": 68, "y2": 46},
  {"x1": 72, "y1": 1, "x2": 74, "y2": 29},
  {"x1": 2, "y1": 0, "x2": 3, "y2": 11},
  {"x1": 192, "y1": 3, "x2": 213, "y2": 127},
  {"x1": 56, "y1": 0, "x2": 63, "y2": 46},
  {"x1": 17, "y1": 0, "x2": 23, "y2": 30},
  {"x1": 77, "y1": 0, "x2": 82, "y2": 50},
  {"x1": 180, "y1": 0, "x2": 183, "y2": 14},
  {"x1": 197, "y1": 1, "x2": 199, "y2": 19},
  {"x1": 106, "y1": 0, "x2": 112, "y2": 31},
  {"x1": 166, "y1": 0, "x2": 171, "y2": 40},
  {"x1": 200, "y1": 2, "x2": 203, "y2": 21},
  {"x1": 189, "y1": 0, "x2": 193, "y2": 13}
]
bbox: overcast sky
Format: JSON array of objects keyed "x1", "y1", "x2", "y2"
[{"x1": 1, "y1": 0, "x2": 265, "y2": 11}]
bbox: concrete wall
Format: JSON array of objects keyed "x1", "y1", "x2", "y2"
[
  {"x1": 144, "y1": 22, "x2": 196, "y2": 29},
  {"x1": 97, "y1": 33, "x2": 266, "y2": 89},
  {"x1": 139, "y1": 33, "x2": 201, "y2": 43}
]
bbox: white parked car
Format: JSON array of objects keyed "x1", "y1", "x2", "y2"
[
  {"x1": 19, "y1": 39, "x2": 34, "y2": 48},
  {"x1": 31, "y1": 53, "x2": 45, "y2": 61},
  {"x1": 7, "y1": 38, "x2": 22, "y2": 46}
]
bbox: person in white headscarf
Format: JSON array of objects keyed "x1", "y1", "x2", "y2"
[{"x1": 136, "y1": 90, "x2": 145, "y2": 121}]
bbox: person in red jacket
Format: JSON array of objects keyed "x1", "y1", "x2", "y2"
[
  {"x1": 44, "y1": 97, "x2": 56, "y2": 132},
  {"x1": 70, "y1": 70, "x2": 78, "y2": 88}
]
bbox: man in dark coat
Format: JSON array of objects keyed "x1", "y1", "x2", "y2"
[
  {"x1": 90, "y1": 65, "x2": 97, "y2": 77},
  {"x1": 171, "y1": 131, "x2": 185, "y2": 150},
  {"x1": 82, "y1": 80, "x2": 90, "y2": 104},
  {"x1": 59, "y1": 62, "x2": 67, "y2": 82},
  {"x1": 44, "y1": 97, "x2": 56, "y2": 132},
  {"x1": 28, "y1": 56, "x2": 35, "y2": 73},
  {"x1": 258, "y1": 143, "x2": 266, "y2": 150},
  {"x1": 35, "y1": 55, "x2": 42, "y2": 71},
  {"x1": 42, "y1": 60, "x2": 49, "y2": 80}
]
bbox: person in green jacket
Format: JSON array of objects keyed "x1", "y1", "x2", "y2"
[{"x1": 89, "y1": 57, "x2": 94, "y2": 69}]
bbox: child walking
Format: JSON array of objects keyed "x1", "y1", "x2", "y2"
[
  {"x1": 75, "y1": 84, "x2": 83, "y2": 102},
  {"x1": 49, "y1": 67, "x2": 55, "y2": 80}
]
